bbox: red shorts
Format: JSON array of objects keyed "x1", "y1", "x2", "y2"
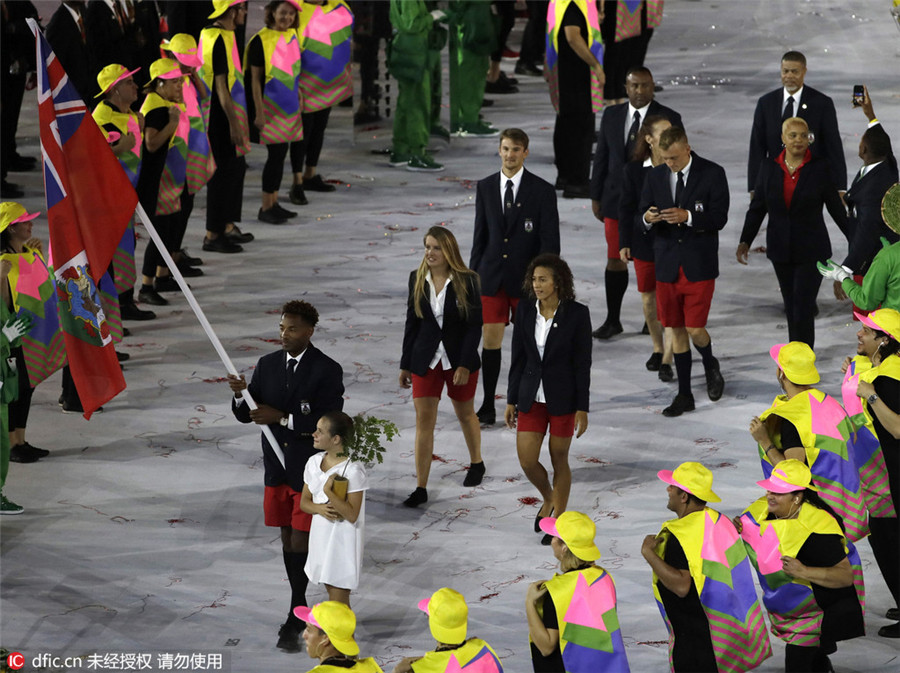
[
  {"x1": 412, "y1": 363, "x2": 479, "y2": 401},
  {"x1": 604, "y1": 217, "x2": 620, "y2": 259},
  {"x1": 264, "y1": 484, "x2": 312, "y2": 531},
  {"x1": 482, "y1": 289, "x2": 520, "y2": 325},
  {"x1": 517, "y1": 402, "x2": 576, "y2": 438},
  {"x1": 634, "y1": 258, "x2": 656, "y2": 293},
  {"x1": 656, "y1": 268, "x2": 715, "y2": 328}
]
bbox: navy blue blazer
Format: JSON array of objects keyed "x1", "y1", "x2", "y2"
[
  {"x1": 470, "y1": 168, "x2": 560, "y2": 298},
  {"x1": 741, "y1": 155, "x2": 849, "y2": 265},
  {"x1": 232, "y1": 344, "x2": 344, "y2": 491},
  {"x1": 618, "y1": 160, "x2": 655, "y2": 261},
  {"x1": 400, "y1": 271, "x2": 483, "y2": 376},
  {"x1": 842, "y1": 156, "x2": 900, "y2": 273},
  {"x1": 748, "y1": 85, "x2": 846, "y2": 191},
  {"x1": 589, "y1": 99, "x2": 683, "y2": 218},
  {"x1": 639, "y1": 153, "x2": 730, "y2": 283},
  {"x1": 507, "y1": 300, "x2": 592, "y2": 416}
]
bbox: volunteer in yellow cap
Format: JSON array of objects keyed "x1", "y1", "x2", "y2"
[
  {"x1": 737, "y1": 459, "x2": 865, "y2": 670},
  {"x1": 391, "y1": 588, "x2": 503, "y2": 673},
  {"x1": 527, "y1": 511, "x2": 630, "y2": 672},
  {"x1": 644, "y1": 463, "x2": 772, "y2": 673},
  {"x1": 294, "y1": 601, "x2": 383, "y2": 672},
  {"x1": 848, "y1": 307, "x2": 900, "y2": 638},
  {"x1": 748, "y1": 342, "x2": 868, "y2": 542}
]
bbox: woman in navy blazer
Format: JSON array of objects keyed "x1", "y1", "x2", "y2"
[
  {"x1": 505, "y1": 254, "x2": 592, "y2": 543},
  {"x1": 399, "y1": 227, "x2": 484, "y2": 508},
  {"x1": 737, "y1": 117, "x2": 849, "y2": 348}
]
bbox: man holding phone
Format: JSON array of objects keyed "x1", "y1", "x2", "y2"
[{"x1": 747, "y1": 51, "x2": 846, "y2": 195}]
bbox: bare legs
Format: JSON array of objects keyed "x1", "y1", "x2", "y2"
[
  {"x1": 413, "y1": 395, "x2": 482, "y2": 489},
  {"x1": 517, "y1": 431, "x2": 573, "y2": 516}
]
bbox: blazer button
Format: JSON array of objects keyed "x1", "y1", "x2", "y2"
[
  {"x1": 503, "y1": 238, "x2": 508, "y2": 242},
  {"x1": 502, "y1": 254, "x2": 508, "y2": 258},
  {"x1": 283, "y1": 442, "x2": 288, "y2": 448}
]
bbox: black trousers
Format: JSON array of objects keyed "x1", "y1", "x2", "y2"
[
  {"x1": 772, "y1": 260, "x2": 823, "y2": 348},
  {"x1": 141, "y1": 211, "x2": 180, "y2": 277},
  {"x1": 262, "y1": 143, "x2": 304, "y2": 193},
  {"x1": 869, "y1": 516, "x2": 900, "y2": 605},
  {"x1": 205, "y1": 154, "x2": 246, "y2": 234},
  {"x1": 519, "y1": 1, "x2": 548, "y2": 65},
  {"x1": 553, "y1": 100, "x2": 594, "y2": 187},
  {"x1": 172, "y1": 191, "x2": 195, "y2": 252},
  {"x1": 490, "y1": 1, "x2": 516, "y2": 62},
  {"x1": 291, "y1": 107, "x2": 331, "y2": 172},
  {"x1": 7, "y1": 346, "x2": 33, "y2": 430}
]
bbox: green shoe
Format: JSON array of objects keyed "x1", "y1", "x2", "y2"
[
  {"x1": 0, "y1": 494, "x2": 24, "y2": 515},
  {"x1": 454, "y1": 122, "x2": 499, "y2": 137},
  {"x1": 406, "y1": 155, "x2": 445, "y2": 173},
  {"x1": 389, "y1": 151, "x2": 411, "y2": 167},
  {"x1": 430, "y1": 125, "x2": 451, "y2": 141}
]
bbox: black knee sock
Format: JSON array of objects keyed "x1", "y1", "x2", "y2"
[
  {"x1": 604, "y1": 269, "x2": 628, "y2": 325},
  {"x1": 284, "y1": 550, "x2": 309, "y2": 626},
  {"x1": 674, "y1": 351, "x2": 692, "y2": 397},
  {"x1": 480, "y1": 348, "x2": 501, "y2": 410},
  {"x1": 694, "y1": 340, "x2": 717, "y2": 370}
]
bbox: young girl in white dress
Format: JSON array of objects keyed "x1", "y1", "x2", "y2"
[{"x1": 301, "y1": 411, "x2": 368, "y2": 606}]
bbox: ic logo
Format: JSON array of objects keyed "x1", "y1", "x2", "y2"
[{"x1": 7, "y1": 652, "x2": 25, "y2": 670}]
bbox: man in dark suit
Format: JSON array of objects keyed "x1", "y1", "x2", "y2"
[
  {"x1": 84, "y1": 0, "x2": 136, "y2": 77},
  {"x1": 45, "y1": 0, "x2": 96, "y2": 102},
  {"x1": 641, "y1": 127, "x2": 728, "y2": 417},
  {"x1": 748, "y1": 50, "x2": 846, "y2": 194},
  {"x1": 470, "y1": 128, "x2": 560, "y2": 426},
  {"x1": 589, "y1": 66, "x2": 682, "y2": 339},
  {"x1": 227, "y1": 300, "x2": 344, "y2": 653}
]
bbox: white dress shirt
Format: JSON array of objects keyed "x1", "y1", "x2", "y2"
[
  {"x1": 782, "y1": 86, "x2": 804, "y2": 118},
  {"x1": 533, "y1": 300, "x2": 557, "y2": 404},
  {"x1": 235, "y1": 348, "x2": 307, "y2": 431},
  {"x1": 625, "y1": 102, "x2": 651, "y2": 146},
  {"x1": 499, "y1": 166, "x2": 524, "y2": 213},
  {"x1": 426, "y1": 271, "x2": 452, "y2": 370}
]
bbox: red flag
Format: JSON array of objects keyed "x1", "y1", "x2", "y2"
[{"x1": 30, "y1": 20, "x2": 137, "y2": 418}]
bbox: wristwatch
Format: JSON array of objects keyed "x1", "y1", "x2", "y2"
[
  {"x1": 279, "y1": 414, "x2": 289, "y2": 427},
  {"x1": 867, "y1": 393, "x2": 879, "y2": 406}
]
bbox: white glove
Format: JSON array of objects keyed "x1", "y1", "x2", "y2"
[
  {"x1": 817, "y1": 259, "x2": 852, "y2": 283},
  {"x1": 430, "y1": 9, "x2": 447, "y2": 23},
  {"x1": 2, "y1": 316, "x2": 30, "y2": 342}
]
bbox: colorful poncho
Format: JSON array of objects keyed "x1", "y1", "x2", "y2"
[
  {"x1": 652, "y1": 509, "x2": 772, "y2": 673},
  {"x1": 545, "y1": 0, "x2": 604, "y2": 114},
  {"x1": 614, "y1": 0, "x2": 642, "y2": 42},
  {"x1": 842, "y1": 354, "x2": 899, "y2": 518},
  {"x1": 92, "y1": 101, "x2": 142, "y2": 188},
  {"x1": 245, "y1": 27, "x2": 304, "y2": 145},
  {"x1": 758, "y1": 390, "x2": 869, "y2": 541},
  {"x1": 541, "y1": 565, "x2": 631, "y2": 672},
  {"x1": 198, "y1": 25, "x2": 251, "y2": 156},
  {"x1": 298, "y1": 0, "x2": 353, "y2": 112},
  {"x1": 139, "y1": 92, "x2": 190, "y2": 216},
  {"x1": 411, "y1": 638, "x2": 503, "y2": 673},
  {"x1": 182, "y1": 76, "x2": 215, "y2": 195},
  {"x1": 740, "y1": 499, "x2": 865, "y2": 647},
  {"x1": 0, "y1": 247, "x2": 65, "y2": 387}
]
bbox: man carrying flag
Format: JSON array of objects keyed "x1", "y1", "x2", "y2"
[{"x1": 28, "y1": 19, "x2": 137, "y2": 418}]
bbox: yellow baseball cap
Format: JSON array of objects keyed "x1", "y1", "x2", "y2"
[
  {"x1": 417, "y1": 588, "x2": 468, "y2": 644},
  {"x1": 756, "y1": 458, "x2": 818, "y2": 494},
  {"x1": 148, "y1": 58, "x2": 186, "y2": 83},
  {"x1": 293, "y1": 602, "x2": 359, "y2": 656},
  {"x1": 95, "y1": 63, "x2": 140, "y2": 98},
  {"x1": 161, "y1": 34, "x2": 202, "y2": 69},
  {"x1": 770, "y1": 342, "x2": 819, "y2": 385},
  {"x1": 856, "y1": 308, "x2": 900, "y2": 342},
  {"x1": 208, "y1": 0, "x2": 247, "y2": 19},
  {"x1": 658, "y1": 461, "x2": 721, "y2": 503},
  {"x1": 0, "y1": 202, "x2": 39, "y2": 233},
  {"x1": 539, "y1": 511, "x2": 601, "y2": 561}
]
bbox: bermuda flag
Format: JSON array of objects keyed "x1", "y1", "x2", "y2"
[{"x1": 29, "y1": 19, "x2": 136, "y2": 418}]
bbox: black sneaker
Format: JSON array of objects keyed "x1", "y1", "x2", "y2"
[
  {"x1": 878, "y1": 622, "x2": 900, "y2": 638},
  {"x1": 21, "y1": 442, "x2": 49, "y2": 458},
  {"x1": 403, "y1": 487, "x2": 428, "y2": 508},
  {"x1": 272, "y1": 203, "x2": 298, "y2": 218},
  {"x1": 202, "y1": 236, "x2": 243, "y2": 253},
  {"x1": 116, "y1": 350, "x2": 130, "y2": 362},
  {"x1": 276, "y1": 621, "x2": 301, "y2": 652},
  {"x1": 476, "y1": 404, "x2": 496, "y2": 426},
  {"x1": 540, "y1": 533, "x2": 553, "y2": 546},
  {"x1": 9, "y1": 444, "x2": 40, "y2": 463},
  {"x1": 138, "y1": 288, "x2": 168, "y2": 306},
  {"x1": 120, "y1": 301, "x2": 156, "y2": 321},
  {"x1": 662, "y1": 394, "x2": 695, "y2": 417},
  {"x1": 705, "y1": 359, "x2": 724, "y2": 401},
  {"x1": 592, "y1": 321, "x2": 623, "y2": 339},
  {"x1": 289, "y1": 184, "x2": 309, "y2": 205},
  {"x1": 463, "y1": 461, "x2": 485, "y2": 487},
  {"x1": 178, "y1": 249, "x2": 203, "y2": 266},
  {"x1": 155, "y1": 276, "x2": 185, "y2": 293},
  {"x1": 304, "y1": 175, "x2": 336, "y2": 192},
  {"x1": 258, "y1": 207, "x2": 287, "y2": 225},
  {"x1": 176, "y1": 264, "x2": 204, "y2": 277},
  {"x1": 225, "y1": 225, "x2": 254, "y2": 243}
]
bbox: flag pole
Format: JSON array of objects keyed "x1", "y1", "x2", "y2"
[{"x1": 134, "y1": 203, "x2": 286, "y2": 469}]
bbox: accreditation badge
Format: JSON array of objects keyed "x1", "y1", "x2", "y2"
[
  {"x1": 300, "y1": 400, "x2": 311, "y2": 415},
  {"x1": 524, "y1": 218, "x2": 534, "y2": 232},
  {"x1": 694, "y1": 201, "x2": 704, "y2": 213}
]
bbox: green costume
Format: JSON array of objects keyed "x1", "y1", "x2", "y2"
[
  {"x1": 389, "y1": 0, "x2": 435, "y2": 161},
  {"x1": 842, "y1": 237, "x2": 900, "y2": 311},
  {"x1": 448, "y1": 1, "x2": 495, "y2": 132},
  {"x1": 1, "y1": 301, "x2": 30, "y2": 508}
]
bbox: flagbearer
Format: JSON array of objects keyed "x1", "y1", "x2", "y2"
[
  {"x1": 642, "y1": 462, "x2": 772, "y2": 673},
  {"x1": 1, "y1": 203, "x2": 59, "y2": 466},
  {"x1": 91, "y1": 62, "x2": 156, "y2": 322},
  {"x1": 199, "y1": 0, "x2": 254, "y2": 253}
]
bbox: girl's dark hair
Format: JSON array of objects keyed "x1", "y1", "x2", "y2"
[
  {"x1": 264, "y1": 0, "x2": 300, "y2": 29},
  {"x1": 321, "y1": 410, "x2": 354, "y2": 446},
  {"x1": 522, "y1": 253, "x2": 575, "y2": 302},
  {"x1": 630, "y1": 114, "x2": 670, "y2": 162}
]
